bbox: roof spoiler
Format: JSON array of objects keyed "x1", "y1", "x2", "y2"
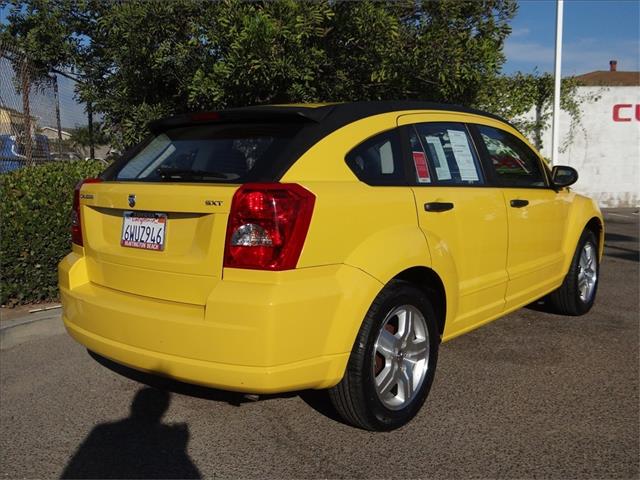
[{"x1": 148, "y1": 105, "x2": 335, "y2": 133}]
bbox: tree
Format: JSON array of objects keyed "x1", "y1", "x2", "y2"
[
  {"x1": 475, "y1": 71, "x2": 601, "y2": 152},
  {"x1": 68, "y1": 122, "x2": 109, "y2": 158},
  {"x1": 2, "y1": 0, "x2": 517, "y2": 148}
]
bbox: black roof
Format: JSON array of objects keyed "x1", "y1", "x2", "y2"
[{"x1": 240, "y1": 101, "x2": 512, "y2": 125}]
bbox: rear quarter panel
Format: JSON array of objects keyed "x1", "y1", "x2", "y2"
[{"x1": 282, "y1": 113, "x2": 433, "y2": 283}]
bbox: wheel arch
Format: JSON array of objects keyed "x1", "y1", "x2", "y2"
[
  {"x1": 393, "y1": 266, "x2": 447, "y2": 338},
  {"x1": 561, "y1": 196, "x2": 605, "y2": 274},
  {"x1": 585, "y1": 216, "x2": 605, "y2": 259}
]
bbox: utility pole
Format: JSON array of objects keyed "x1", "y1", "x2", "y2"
[
  {"x1": 20, "y1": 57, "x2": 32, "y2": 165},
  {"x1": 87, "y1": 100, "x2": 95, "y2": 160},
  {"x1": 53, "y1": 75, "x2": 63, "y2": 155},
  {"x1": 551, "y1": 0, "x2": 564, "y2": 165}
]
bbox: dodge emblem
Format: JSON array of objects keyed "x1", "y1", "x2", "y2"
[{"x1": 128, "y1": 194, "x2": 136, "y2": 208}]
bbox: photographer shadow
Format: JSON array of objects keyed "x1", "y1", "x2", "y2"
[{"x1": 61, "y1": 387, "x2": 201, "y2": 479}]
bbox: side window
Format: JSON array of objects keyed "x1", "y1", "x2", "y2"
[
  {"x1": 477, "y1": 125, "x2": 547, "y2": 187},
  {"x1": 345, "y1": 129, "x2": 404, "y2": 185},
  {"x1": 409, "y1": 122, "x2": 484, "y2": 185}
]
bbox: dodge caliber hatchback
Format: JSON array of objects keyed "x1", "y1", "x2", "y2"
[{"x1": 59, "y1": 102, "x2": 603, "y2": 430}]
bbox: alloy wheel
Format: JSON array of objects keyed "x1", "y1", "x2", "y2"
[
  {"x1": 372, "y1": 305, "x2": 430, "y2": 410},
  {"x1": 578, "y1": 242, "x2": 598, "y2": 302}
]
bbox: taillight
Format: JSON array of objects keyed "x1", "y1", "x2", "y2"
[
  {"x1": 71, "y1": 177, "x2": 102, "y2": 246},
  {"x1": 224, "y1": 183, "x2": 316, "y2": 270}
]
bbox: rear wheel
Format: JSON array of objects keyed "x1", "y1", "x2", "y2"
[
  {"x1": 329, "y1": 280, "x2": 439, "y2": 431},
  {"x1": 549, "y1": 229, "x2": 599, "y2": 315}
]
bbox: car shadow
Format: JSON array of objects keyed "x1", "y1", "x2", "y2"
[
  {"x1": 60, "y1": 386, "x2": 201, "y2": 479},
  {"x1": 90, "y1": 351, "x2": 258, "y2": 406},
  {"x1": 604, "y1": 244, "x2": 639, "y2": 262},
  {"x1": 297, "y1": 389, "x2": 346, "y2": 424},
  {"x1": 89, "y1": 351, "x2": 347, "y2": 426},
  {"x1": 604, "y1": 232, "x2": 639, "y2": 262},
  {"x1": 604, "y1": 232, "x2": 635, "y2": 242},
  {"x1": 525, "y1": 296, "x2": 562, "y2": 315}
]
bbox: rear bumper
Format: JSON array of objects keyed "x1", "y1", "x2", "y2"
[
  {"x1": 59, "y1": 251, "x2": 381, "y2": 393},
  {"x1": 64, "y1": 318, "x2": 350, "y2": 393}
]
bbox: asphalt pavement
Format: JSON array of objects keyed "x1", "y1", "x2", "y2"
[{"x1": 1, "y1": 209, "x2": 638, "y2": 479}]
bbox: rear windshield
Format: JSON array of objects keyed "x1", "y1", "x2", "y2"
[{"x1": 111, "y1": 123, "x2": 303, "y2": 183}]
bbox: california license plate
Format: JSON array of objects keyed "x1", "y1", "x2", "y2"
[{"x1": 121, "y1": 211, "x2": 167, "y2": 251}]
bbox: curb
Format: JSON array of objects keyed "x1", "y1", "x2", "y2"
[{"x1": 0, "y1": 310, "x2": 64, "y2": 351}]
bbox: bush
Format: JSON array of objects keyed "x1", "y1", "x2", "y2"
[{"x1": 1, "y1": 161, "x2": 105, "y2": 305}]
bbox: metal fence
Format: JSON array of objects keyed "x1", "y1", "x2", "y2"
[{"x1": 0, "y1": 42, "x2": 91, "y2": 169}]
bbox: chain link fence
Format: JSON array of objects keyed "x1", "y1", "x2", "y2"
[{"x1": 0, "y1": 42, "x2": 93, "y2": 171}]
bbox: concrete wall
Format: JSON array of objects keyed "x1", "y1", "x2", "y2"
[{"x1": 537, "y1": 86, "x2": 640, "y2": 207}]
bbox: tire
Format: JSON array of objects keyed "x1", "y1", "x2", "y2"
[
  {"x1": 549, "y1": 229, "x2": 599, "y2": 316},
  {"x1": 329, "y1": 280, "x2": 439, "y2": 431}
]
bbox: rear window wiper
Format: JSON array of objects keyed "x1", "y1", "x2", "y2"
[{"x1": 156, "y1": 166, "x2": 227, "y2": 180}]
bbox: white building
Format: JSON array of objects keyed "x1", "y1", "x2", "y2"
[
  {"x1": 538, "y1": 61, "x2": 639, "y2": 207},
  {"x1": 40, "y1": 126, "x2": 72, "y2": 141}
]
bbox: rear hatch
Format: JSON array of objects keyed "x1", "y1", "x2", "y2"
[{"x1": 77, "y1": 116, "x2": 311, "y2": 305}]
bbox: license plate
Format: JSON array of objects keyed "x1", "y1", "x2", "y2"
[{"x1": 121, "y1": 211, "x2": 167, "y2": 251}]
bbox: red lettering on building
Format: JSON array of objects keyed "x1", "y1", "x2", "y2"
[
  {"x1": 613, "y1": 104, "x2": 632, "y2": 122},
  {"x1": 614, "y1": 104, "x2": 640, "y2": 121}
]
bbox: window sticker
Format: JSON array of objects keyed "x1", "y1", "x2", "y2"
[
  {"x1": 447, "y1": 129, "x2": 479, "y2": 182},
  {"x1": 412, "y1": 151, "x2": 431, "y2": 183},
  {"x1": 424, "y1": 136, "x2": 452, "y2": 180}
]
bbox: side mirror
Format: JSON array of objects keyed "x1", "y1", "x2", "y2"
[{"x1": 551, "y1": 165, "x2": 578, "y2": 188}]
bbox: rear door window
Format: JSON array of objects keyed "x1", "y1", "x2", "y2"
[
  {"x1": 112, "y1": 123, "x2": 303, "y2": 183},
  {"x1": 409, "y1": 123, "x2": 484, "y2": 185}
]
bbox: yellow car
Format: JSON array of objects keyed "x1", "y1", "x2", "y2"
[{"x1": 59, "y1": 102, "x2": 603, "y2": 431}]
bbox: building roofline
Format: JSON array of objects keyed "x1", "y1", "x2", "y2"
[
  {"x1": 40, "y1": 126, "x2": 71, "y2": 135},
  {"x1": 573, "y1": 70, "x2": 640, "y2": 86}
]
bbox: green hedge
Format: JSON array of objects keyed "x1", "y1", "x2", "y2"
[{"x1": 1, "y1": 161, "x2": 105, "y2": 305}]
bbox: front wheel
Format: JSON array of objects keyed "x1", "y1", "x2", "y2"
[
  {"x1": 549, "y1": 229, "x2": 600, "y2": 315},
  {"x1": 329, "y1": 280, "x2": 439, "y2": 431}
]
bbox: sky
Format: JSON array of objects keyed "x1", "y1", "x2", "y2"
[{"x1": 503, "y1": 0, "x2": 640, "y2": 75}]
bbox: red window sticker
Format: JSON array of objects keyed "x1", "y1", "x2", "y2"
[{"x1": 412, "y1": 151, "x2": 431, "y2": 183}]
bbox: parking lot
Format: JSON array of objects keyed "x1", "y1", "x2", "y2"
[{"x1": 1, "y1": 209, "x2": 638, "y2": 479}]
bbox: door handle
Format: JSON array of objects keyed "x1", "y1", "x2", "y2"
[
  {"x1": 424, "y1": 202, "x2": 454, "y2": 212},
  {"x1": 510, "y1": 199, "x2": 529, "y2": 208}
]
